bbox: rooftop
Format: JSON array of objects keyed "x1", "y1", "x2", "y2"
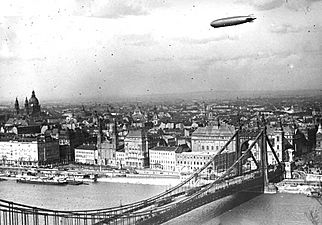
[
  {"x1": 192, "y1": 124, "x2": 235, "y2": 137},
  {"x1": 75, "y1": 144, "x2": 97, "y2": 150},
  {"x1": 150, "y1": 146, "x2": 178, "y2": 152}
]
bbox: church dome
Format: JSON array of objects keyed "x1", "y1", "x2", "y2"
[{"x1": 29, "y1": 90, "x2": 39, "y2": 106}]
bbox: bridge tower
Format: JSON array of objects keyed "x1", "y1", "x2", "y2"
[
  {"x1": 261, "y1": 126, "x2": 270, "y2": 192},
  {"x1": 235, "y1": 126, "x2": 242, "y2": 176}
]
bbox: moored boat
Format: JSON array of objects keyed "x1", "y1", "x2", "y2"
[
  {"x1": 66, "y1": 179, "x2": 84, "y2": 185},
  {"x1": 16, "y1": 176, "x2": 67, "y2": 185},
  {"x1": 307, "y1": 190, "x2": 321, "y2": 198}
]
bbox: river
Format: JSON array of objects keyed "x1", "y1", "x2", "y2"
[
  {"x1": 0, "y1": 179, "x2": 167, "y2": 210},
  {"x1": 1, "y1": 180, "x2": 321, "y2": 224}
]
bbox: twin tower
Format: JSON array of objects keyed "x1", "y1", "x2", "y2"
[{"x1": 14, "y1": 90, "x2": 41, "y2": 117}]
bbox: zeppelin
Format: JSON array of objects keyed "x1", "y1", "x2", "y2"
[{"x1": 210, "y1": 15, "x2": 256, "y2": 28}]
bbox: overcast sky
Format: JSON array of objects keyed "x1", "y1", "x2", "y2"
[{"x1": 0, "y1": 0, "x2": 322, "y2": 102}]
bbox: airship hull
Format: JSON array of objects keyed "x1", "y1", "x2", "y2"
[{"x1": 210, "y1": 16, "x2": 256, "y2": 28}]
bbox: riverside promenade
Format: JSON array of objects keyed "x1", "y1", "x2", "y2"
[{"x1": 0, "y1": 165, "x2": 181, "y2": 186}]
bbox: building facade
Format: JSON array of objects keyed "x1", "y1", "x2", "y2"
[
  {"x1": 74, "y1": 144, "x2": 98, "y2": 164},
  {"x1": 316, "y1": 124, "x2": 322, "y2": 154},
  {"x1": 124, "y1": 129, "x2": 159, "y2": 169},
  {"x1": 0, "y1": 135, "x2": 59, "y2": 166},
  {"x1": 149, "y1": 146, "x2": 177, "y2": 171},
  {"x1": 176, "y1": 151, "x2": 236, "y2": 175},
  {"x1": 191, "y1": 123, "x2": 236, "y2": 153},
  {"x1": 124, "y1": 129, "x2": 148, "y2": 168}
]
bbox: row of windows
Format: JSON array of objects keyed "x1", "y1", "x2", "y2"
[
  {"x1": 75, "y1": 154, "x2": 93, "y2": 158},
  {"x1": 201, "y1": 145, "x2": 217, "y2": 151},
  {"x1": 75, "y1": 151, "x2": 94, "y2": 155},
  {"x1": 177, "y1": 156, "x2": 212, "y2": 161},
  {"x1": 178, "y1": 161, "x2": 207, "y2": 165},
  {"x1": 151, "y1": 160, "x2": 175, "y2": 164},
  {"x1": 150, "y1": 152, "x2": 174, "y2": 156}
]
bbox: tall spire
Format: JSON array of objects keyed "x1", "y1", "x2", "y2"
[
  {"x1": 114, "y1": 118, "x2": 119, "y2": 148},
  {"x1": 14, "y1": 97, "x2": 19, "y2": 115},
  {"x1": 25, "y1": 97, "x2": 29, "y2": 115}
]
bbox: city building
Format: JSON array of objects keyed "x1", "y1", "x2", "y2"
[
  {"x1": 149, "y1": 146, "x2": 178, "y2": 171},
  {"x1": 115, "y1": 149, "x2": 126, "y2": 168},
  {"x1": 0, "y1": 135, "x2": 59, "y2": 166},
  {"x1": 124, "y1": 129, "x2": 159, "y2": 169},
  {"x1": 191, "y1": 123, "x2": 236, "y2": 153},
  {"x1": 176, "y1": 151, "x2": 235, "y2": 175},
  {"x1": 58, "y1": 128, "x2": 85, "y2": 163},
  {"x1": 25, "y1": 90, "x2": 41, "y2": 117},
  {"x1": 266, "y1": 126, "x2": 284, "y2": 165},
  {"x1": 316, "y1": 124, "x2": 322, "y2": 154},
  {"x1": 124, "y1": 129, "x2": 148, "y2": 168},
  {"x1": 74, "y1": 144, "x2": 98, "y2": 164}
]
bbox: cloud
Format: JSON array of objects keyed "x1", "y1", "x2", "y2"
[
  {"x1": 82, "y1": 0, "x2": 148, "y2": 18},
  {"x1": 285, "y1": 0, "x2": 322, "y2": 12},
  {"x1": 196, "y1": 51, "x2": 300, "y2": 72},
  {"x1": 269, "y1": 24, "x2": 303, "y2": 33},
  {"x1": 178, "y1": 35, "x2": 239, "y2": 45},
  {"x1": 116, "y1": 33, "x2": 157, "y2": 46},
  {"x1": 149, "y1": 56, "x2": 174, "y2": 62},
  {"x1": 75, "y1": 0, "x2": 169, "y2": 18},
  {"x1": 0, "y1": 0, "x2": 158, "y2": 18},
  {"x1": 235, "y1": 0, "x2": 283, "y2": 11},
  {"x1": 253, "y1": 0, "x2": 283, "y2": 10},
  {"x1": 235, "y1": 0, "x2": 322, "y2": 11},
  {"x1": 269, "y1": 23, "x2": 322, "y2": 34}
]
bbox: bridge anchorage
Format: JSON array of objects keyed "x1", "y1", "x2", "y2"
[{"x1": 0, "y1": 126, "x2": 285, "y2": 225}]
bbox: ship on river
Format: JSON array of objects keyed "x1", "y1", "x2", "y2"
[{"x1": 16, "y1": 176, "x2": 67, "y2": 186}]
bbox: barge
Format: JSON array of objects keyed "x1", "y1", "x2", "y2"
[{"x1": 16, "y1": 177, "x2": 67, "y2": 185}]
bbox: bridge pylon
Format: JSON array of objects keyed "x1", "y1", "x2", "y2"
[{"x1": 261, "y1": 126, "x2": 270, "y2": 192}]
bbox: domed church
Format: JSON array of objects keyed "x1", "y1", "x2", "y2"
[{"x1": 21, "y1": 90, "x2": 41, "y2": 117}]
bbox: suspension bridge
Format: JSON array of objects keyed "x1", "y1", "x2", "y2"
[{"x1": 0, "y1": 126, "x2": 285, "y2": 225}]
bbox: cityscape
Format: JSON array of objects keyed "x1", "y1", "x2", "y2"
[
  {"x1": 0, "y1": 89, "x2": 322, "y2": 224},
  {"x1": 1, "y1": 0, "x2": 322, "y2": 225}
]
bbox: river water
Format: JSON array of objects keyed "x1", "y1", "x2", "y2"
[
  {"x1": 0, "y1": 180, "x2": 167, "y2": 210},
  {"x1": 1, "y1": 180, "x2": 321, "y2": 224}
]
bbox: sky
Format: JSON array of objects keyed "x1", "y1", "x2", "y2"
[{"x1": 0, "y1": 0, "x2": 322, "y2": 102}]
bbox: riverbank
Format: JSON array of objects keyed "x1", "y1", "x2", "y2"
[
  {"x1": 0, "y1": 166, "x2": 181, "y2": 186},
  {"x1": 0, "y1": 175, "x2": 180, "y2": 186},
  {"x1": 276, "y1": 179, "x2": 322, "y2": 195},
  {"x1": 1, "y1": 172, "x2": 181, "y2": 186},
  {"x1": 97, "y1": 176, "x2": 180, "y2": 186}
]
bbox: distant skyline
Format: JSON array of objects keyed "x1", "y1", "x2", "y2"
[{"x1": 1, "y1": 0, "x2": 322, "y2": 102}]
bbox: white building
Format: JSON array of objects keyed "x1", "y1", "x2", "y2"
[
  {"x1": 115, "y1": 149, "x2": 126, "y2": 168},
  {"x1": 266, "y1": 126, "x2": 289, "y2": 165},
  {"x1": 0, "y1": 136, "x2": 59, "y2": 166},
  {"x1": 191, "y1": 123, "x2": 236, "y2": 153},
  {"x1": 149, "y1": 146, "x2": 177, "y2": 171},
  {"x1": 176, "y1": 151, "x2": 236, "y2": 175},
  {"x1": 74, "y1": 144, "x2": 98, "y2": 164}
]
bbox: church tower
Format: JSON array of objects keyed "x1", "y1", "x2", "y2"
[
  {"x1": 28, "y1": 90, "x2": 41, "y2": 117},
  {"x1": 24, "y1": 97, "x2": 29, "y2": 115},
  {"x1": 14, "y1": 97, "x2": 20, "y2": 115}
]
